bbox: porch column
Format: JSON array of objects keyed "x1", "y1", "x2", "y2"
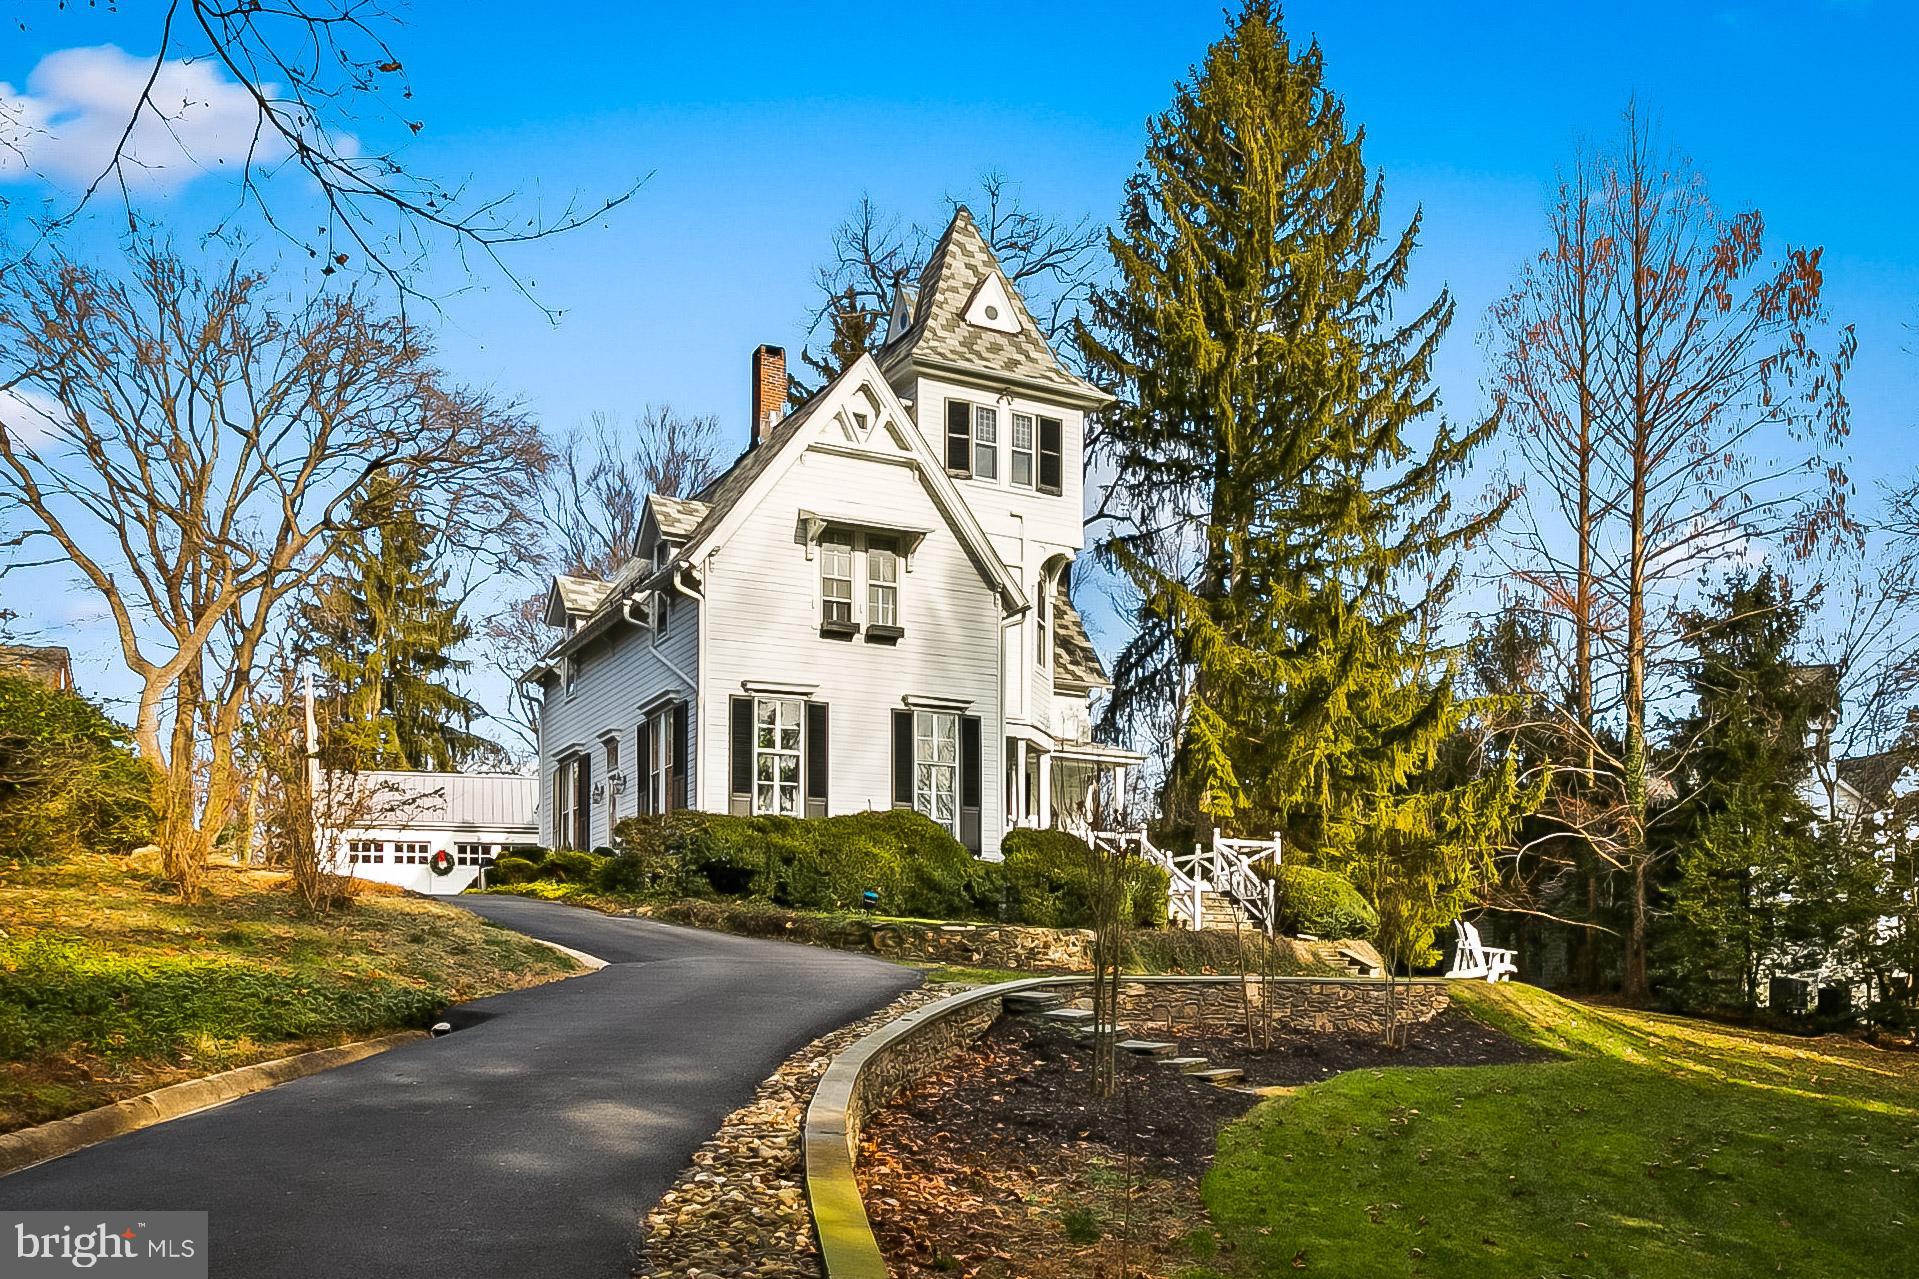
[
  {"x1": 1037, "y1": 750, "x2": 1053, "y2": 829},
  {"x1": 1012, "y1": 737, "x2": 1027, "y2": 827}
]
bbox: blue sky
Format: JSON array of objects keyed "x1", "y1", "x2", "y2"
[{"x1": 5, "y1": 1, "x2": 1916, "y2": 727}]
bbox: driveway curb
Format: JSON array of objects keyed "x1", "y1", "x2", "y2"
[{"x1": 0, "y1": 1032, "x2": 423, "y2": 1179}]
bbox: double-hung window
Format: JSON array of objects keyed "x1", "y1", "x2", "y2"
[
  {"x1": 1036, "y1": 574, "x2": 1051, "y2": 666},
  {"x1": 1011, "y1": 412, "x2": 1035, "y2": 487},
  {"x1": 973, "y1": 406, "x2": 999, "y2": 480},
  {"x1": 820, "y1": 531, "x2": 855, "y2": 628},
  {"x1": 868, "y1": 537, "x2": 900, "y2": 629},
  {"x1": 913, "y1": 710, "x2": 960, "y2": 836},
  {"x1": 647, "y1": 708, "x2": 672, "y2": 815},
  {"x1": 754, "y1": 697, "x2": 803, "y2": 816}
]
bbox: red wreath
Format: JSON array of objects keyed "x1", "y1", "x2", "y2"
[{"x1": 429, "y1": 848, "x2": 456, "y2": 876}]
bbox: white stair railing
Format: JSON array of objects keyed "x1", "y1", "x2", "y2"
[{"x1": 1078, "y1": 825, "x2": 1281, "y2": 935}]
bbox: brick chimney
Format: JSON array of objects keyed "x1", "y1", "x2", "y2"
[{"x1": 750, "y1": 344, "x2": 786, "y2": 447}]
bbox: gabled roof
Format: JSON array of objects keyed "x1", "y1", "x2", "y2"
[
  {"x1": 1052, "y1": 583, "x2": 1109, "y2": 690},
  {"x1": 878, "y1": 206, "x2": 1110, "y2": 407},
  {"x1": 548, "y1": 575, "x2": 612, "y2": 620},
  {"x1": 530, "y1": 355, "x2": 1030, "y2": 675},
  {"x1": 1837, "y1": 751, "x2": 1915, "y2": 806},
  {"x1": 676, "y1": 354, "x2": 1027, "y2": 611},
  {"x1": 646, "y1": 493, "x2": 709, "y2": 540}
]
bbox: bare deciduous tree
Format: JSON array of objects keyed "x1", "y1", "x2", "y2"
[
  {"x1": 1489, "y1": 106, "x2": 1856, "y2": 998},
  {"x1": 480, "y1": 406, "x2": 723, "y2": 752},
  {"x1": 0, "y1": 247, "x2": 544, "y2": 899},
  {"x1": 796, "y1": 172, "x2": 1103, "y2": 393}
]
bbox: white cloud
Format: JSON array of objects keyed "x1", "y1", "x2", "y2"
[
  {"x1": 0, "y1": 45, "x2": 286, "y2": 191},
  {"x1": 0, "y1": 384, "x2": 64, "y2": 448}
]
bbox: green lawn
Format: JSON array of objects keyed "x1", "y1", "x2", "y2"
[
  {"x1": 0, "y1": 855, "x2": 578, "y2": 1131},
  {"x1": 1196, "y1": 983, "x2": 1917, "y2": 1278}
]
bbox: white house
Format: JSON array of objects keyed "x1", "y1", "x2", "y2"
[
  {"x1": 524, "y1": 207, "x2": 1141, "y2": 857},
  {"x1": 328, "y1": 770, "x2": 539, "y2": 894}
]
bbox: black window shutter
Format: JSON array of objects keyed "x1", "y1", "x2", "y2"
[
  {"x1": 891, "y1": 709, "x2": 914, "y2": 808},
  {"x1": 729, "y1": 696, "x2": 753, "y2": 815},
  {"x1": 575, "y1": 754, "x2": 591, "y2": 850},
  {"x1": 805, "y1": 701, "x2": 829, "y2": 818},
  {"x1": 674, "y1": 701, "x2": 691, "y2": 812},
  {"x1": 639, "y1": 719, "x2": 654, "y2": 816},
  {"x1": 1038, "y1": 417, "x2": 1063, "y2": 494},
  {"x1": 960, "y1": 716, "x2": 983, "y2": 854},
  {"x1": 945, "y1": 401, "x2": 972, "y2": 475},
  {"x1": 551, "y1": 764, "x2": 564, "y2": 848}
]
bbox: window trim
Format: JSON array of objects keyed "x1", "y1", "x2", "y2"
[
  {"x1": 819, "y1": 528, "x2": 856, "y2": 635},
  {"x1": 1037, "y1": 415, "x2": 1063, "y2": 495},
  {"x1": 1010, "y1": 412, "x2": 1035, "y2": 488},
  {"x1": 752, "y1": 696, "x2": 804, "y2": 817},
  {"x1": 972, "y1": 404, "x2": 999, "y2": 480},
  {"x1": 867, "y1": 535, "x2": 900, "y2": 633},
  {"x1": 912, "y1": 709, "x2": 961, "y2": 837}
]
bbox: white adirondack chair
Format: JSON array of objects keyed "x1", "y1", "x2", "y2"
[{"x1": 1446, "y1": 919, "x2": 1517, "y2": 983}]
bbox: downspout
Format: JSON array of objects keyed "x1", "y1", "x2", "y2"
[
  {"x1": 621, "y1": 591, "x2": 696, "y2": 688},
  {"x1": 675, "y1": 561, "x2": 709, "y2": 811}
]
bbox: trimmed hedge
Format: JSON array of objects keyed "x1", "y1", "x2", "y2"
[
  {"x1": 489, "y1": 855, "x2": 541, "y2": 885},
  {"x1": 993, "y1": 829, "x2": 1170, "y2": 929},
  {"x1": 610, "y1": 809, "x2": 993, "y2": 919},
  {"x1": 1271, "y1": 864, "x2": 1377, "y2": 940}
]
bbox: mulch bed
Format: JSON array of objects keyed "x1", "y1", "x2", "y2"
[{"x1": 858, "y1": 1009, "x2": 1543, "y2": 1278}]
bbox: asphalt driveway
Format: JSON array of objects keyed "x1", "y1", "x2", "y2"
[{"x1": 0, "y1": 896, "x2": 918, "y2": 1277}]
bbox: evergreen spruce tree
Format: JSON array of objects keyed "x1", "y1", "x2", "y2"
[
  {"x1": 1081, "y1": 1, "x2": 1526, "y2": 903},
  {"x1": 1657, "y1": 570, "x2": 1840, "y2": 1010},
  {"x1": 303, "y1": 474, "x2": 495, "y2": 771}
]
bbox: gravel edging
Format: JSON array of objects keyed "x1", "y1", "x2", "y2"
[{"x1": 633, "y1": 985, "x2": 949, "y2": 1279}]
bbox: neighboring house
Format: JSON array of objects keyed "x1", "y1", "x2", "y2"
[
  {"x1": 525, "y1": 207, "x2": 1141, "y2": 857},
  {"x1": 0, "y1": 644, "x2": 75, "y2": 692},
  {"x1": 1794, "y1": 749, "x2": 1916, "y2": 1006},
  {"x1": 326, "y1": 770, "x2": 538, "y2": 894}
]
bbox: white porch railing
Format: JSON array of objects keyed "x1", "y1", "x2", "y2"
[{"x1": 1079, "y1": 826, "x2": 1282, "y2": 935}]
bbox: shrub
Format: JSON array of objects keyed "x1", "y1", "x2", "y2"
[
  {"x1": 998, "y1": 829, "x2": 1170, "y2": 929},
  {"x1": 0, "y1": 674, "x2": 156, "y2": 861},
  {"x1": 1272, "y1": 864, "x2": 1377, "y2": 940},
  {"x1": 489, "y1": 855, "x2": 540, "y2": 885},
  {"x1": 539, "y1": 849, "x2": 608, "y2": 883},
  {"x1": 609, "y1": 809, "x2": 989, "y2": 918}
]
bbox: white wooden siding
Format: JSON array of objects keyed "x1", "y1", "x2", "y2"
[
  {"x1": 536, "y1": 595, "x2": 698, "y2": 848},
  {"x1": 698, "y1": 443, "x2": 1007, "y2": 852}
]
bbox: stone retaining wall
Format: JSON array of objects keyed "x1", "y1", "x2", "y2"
[
  {"x1": 1109, "y1": 975, "x2": 1449, "y2": 1036},
  {"x1": 805, "y1": 973, "x2": 1455, "y2": 1278}
]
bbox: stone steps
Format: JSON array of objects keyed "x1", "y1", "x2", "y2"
[
  {"x1": 1187, "y1": 1066, "x2": 1245, "y2": 1085},
  {"x1": 1010, "y1": 995, "x2": 1243, "y2": 1089}
]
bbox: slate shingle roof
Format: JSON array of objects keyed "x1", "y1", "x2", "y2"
[
  {"x1": 553, "y1": 575, "x2": 612, "y2": 616},
  {"x1": 1053, "y1": 583, "x2": 1109, "y2": 689},
  {"x1": 878, "y1": 206, "x2": 1108, "y2": 404},
  {"x1": 648, "y1": 493, "x2": 709, "y2": 540},
  {"x1": 1838, "y1": 750, "x2": 1915, "y2": 805}
]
